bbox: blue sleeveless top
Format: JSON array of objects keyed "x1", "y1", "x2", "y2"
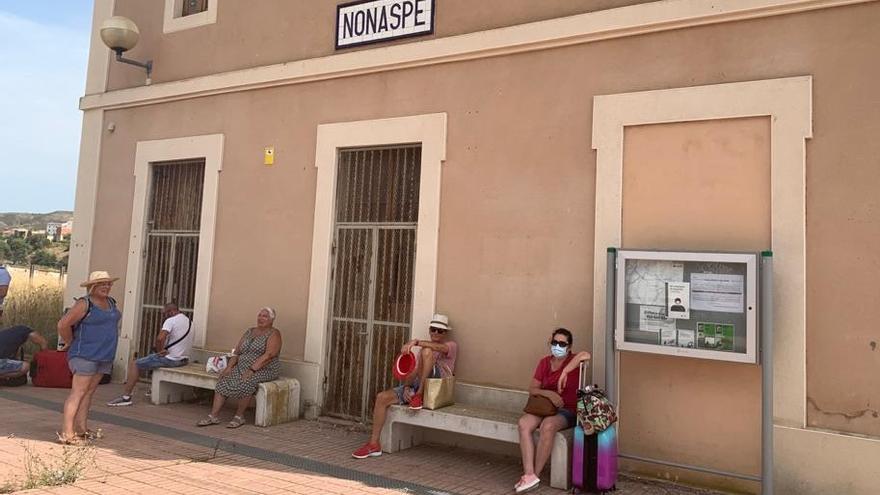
[{"x1": 68, "y1": 297, "x2": 121, "y2": 362}]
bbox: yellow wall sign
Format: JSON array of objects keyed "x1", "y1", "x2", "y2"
[{"x1": 264, "y1": 147, "x2": 275, "y2": 165}]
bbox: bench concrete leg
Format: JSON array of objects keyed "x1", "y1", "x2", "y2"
[
  {"x1": 380, "y1": 420, "x2": 424, "y2": 453},
  {"x1": 550, "y1": 429, "x2": 573, "y2": 490},
  {"x1": 151, "y1": 379, "x2": 194, "y2": 405},
  {"x1": 255, "y1": 380, "x2": 301, "y2": 427}
]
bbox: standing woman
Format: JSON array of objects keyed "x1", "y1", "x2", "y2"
[
  {"x1": 57, "y1": 271, "x2": 121, "y2": 444},
  {"x1": 197, "y1": 307, "x2": 282, "y2": 428}
]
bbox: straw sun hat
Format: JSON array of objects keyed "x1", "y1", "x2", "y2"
[{"x1": 80, "y1": 270, "x2": 119, "y2": 287}]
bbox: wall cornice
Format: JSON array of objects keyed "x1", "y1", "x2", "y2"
[{"x1": 80, "y1": 0, "x2": 872, "y2": 111}]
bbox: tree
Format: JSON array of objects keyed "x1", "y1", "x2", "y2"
[
  {"x1": 27, "y1": 235, "x2": 49, "y2": 250},
  {"x1": 0, "y1": 240, "x2": 10, "y2": 262},
  {"x1": 6, "y1": 238, "x2": 29, "y2": 264},
  {"x1": 30, "y1": 249, "x2": 58, "y2": 267}
]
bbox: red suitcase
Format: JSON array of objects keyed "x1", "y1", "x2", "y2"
[{"x1": 30, "y1": 350, "x2": 73, "y2": 388}]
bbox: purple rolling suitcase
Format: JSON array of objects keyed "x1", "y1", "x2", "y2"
[{"x1": 571, "y1": 362, "x2": 618, "y2": 493}]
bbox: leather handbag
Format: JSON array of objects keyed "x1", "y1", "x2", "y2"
[
  {"x1": 423, "y1": 376, "x2": 455, "y2": 410},
  {"x1": 523, "y1": 394, "x2": 558, "y2": 417}
]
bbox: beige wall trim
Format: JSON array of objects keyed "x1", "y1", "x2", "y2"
[
  {"x1": 776, "y1": 425, "x2": 880, "y2": 493},
  {"x1": 592, "y1": 77, "x2": 814, "y2": 490},
  {"x1": 163, "y1": 0, "x2": 219, "y2": 34},
  {"x1": 65, "y1": 0, "x2": 114, "y2": 305},
  {"x1": 81, "y1": 0, "x2": 870, "y2": 111},
  {"x1": 305, "y1": 113, "x2": 448, "y2": 408},
  {"x1": 115, "y1": 134, "x2": 224, "y2": 377},
  {"x1": 591, "y1": 76, "x2": 811, "y2": 427}
]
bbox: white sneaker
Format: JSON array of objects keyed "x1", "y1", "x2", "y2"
[{"x1": 107, "y1": 395, "x2": 132, "y2": 407}]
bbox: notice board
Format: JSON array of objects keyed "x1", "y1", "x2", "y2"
[{"x1": 615, "y1": 250, "x2": 758, "y2": 363}]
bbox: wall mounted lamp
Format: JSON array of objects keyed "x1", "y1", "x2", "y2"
[{"x1": 100, "y1": 16, "x2": 153, "y2": 85}]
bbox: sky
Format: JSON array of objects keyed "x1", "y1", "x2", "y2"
[{"x1": 0, "y1": 2, "x2": 92, "y2": 213}]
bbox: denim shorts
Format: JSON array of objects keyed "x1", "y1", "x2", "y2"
[
  {"x1": 393, "y1": 364, "x2": 441, "y2": 404},
  {"x1": 0, "y1": 359, "x2": 24, "y2": 375},
  {"x1": 557, "y1": 407, "x2": 577, "y2": 428},
  {"x1": 135, "y1": 353, "x2": 188, "y2": 371},
  {"x1": 68, "y1": 357, "x2": 113, "y2": 376}
]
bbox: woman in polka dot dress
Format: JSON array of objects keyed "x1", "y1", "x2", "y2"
[{"x1": 197, "y1": 307, "x2": 282, "y2": 428}]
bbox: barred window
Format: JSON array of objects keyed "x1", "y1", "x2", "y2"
[{"x1": 181, "y1": 0, "x2": 208, "y2": 17}]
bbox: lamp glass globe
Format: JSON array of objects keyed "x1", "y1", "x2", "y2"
[{"x1": 100, "y1": 16, "x2": 140, "y2": 52}]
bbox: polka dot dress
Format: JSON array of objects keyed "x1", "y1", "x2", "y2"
[{"x1": 215, "y1": 328, "x2": 280, "y2": 399}]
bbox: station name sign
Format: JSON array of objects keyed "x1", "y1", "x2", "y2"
[{"x1": 336, "y1": 0, "x2": 435, "y2": 49}]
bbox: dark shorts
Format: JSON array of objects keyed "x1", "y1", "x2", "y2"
[
  {"x1": 135, "y1": 353, "x2": 188, "y2": 371},
  {"x1": 68, "y1": 357, "x2": 112, "y2": 376},
  {"x1": 557, "y1": 407, "x2": 577, "y2": 428},
  {"x1": 393, "y1": 364, "x2": 441, "y2": 404}
]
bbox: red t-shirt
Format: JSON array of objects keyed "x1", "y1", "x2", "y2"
[{"x1": 533, "y1": 354, "x2": 580, "y2": 411}]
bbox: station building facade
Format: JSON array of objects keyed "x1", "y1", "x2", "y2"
[{"x1": 70, "y1": 1, "x2": 880, "y2": 492}]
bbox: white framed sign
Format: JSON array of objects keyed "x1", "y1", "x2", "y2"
[
  {"x1": 615, "y1": 250, "x2": 758, "y2": 363},
  {"x1": 336, "y1": 0, "x2": 435, "y2": 49}
]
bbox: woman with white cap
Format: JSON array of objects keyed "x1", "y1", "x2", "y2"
[
  {"x1": 56, "y1": 271, "x2": 122, "y2": 445},
  {"x1": 197, "y1": 307, "x2": 282, "y2": 428}
]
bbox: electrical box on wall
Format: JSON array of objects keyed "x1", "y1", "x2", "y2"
[{"x1": 264, "y1": 147, "x2": 275, "y2": 166}]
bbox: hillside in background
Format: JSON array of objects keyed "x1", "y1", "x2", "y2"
[{"x1": 0, "y1": 211, "x2": 73, "y2": 231}]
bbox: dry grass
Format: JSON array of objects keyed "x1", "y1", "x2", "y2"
[
  {"x1": 2, "y1": 285, "x2": 64, "y2": 351},
  {"x1": 6, "y1": 266, "x2": 66, "y2": 292},
  {"x1": 1, "y1": 442, "x2": 96, "y2": 492}
]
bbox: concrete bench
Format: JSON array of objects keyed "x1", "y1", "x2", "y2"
[
  {"x1": 380, "y1": 404, "x2": 573, "y2": 490},
  {"x1": 151, "y1": 363, "x2": 300, "y2": 427}
]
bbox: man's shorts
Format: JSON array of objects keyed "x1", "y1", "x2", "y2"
[
  {"x1": 135, "y1": 353, "x2": 188, "y2": 371},
  {"x1": 393, "y1": 364, "x2": 442, "y2": 404},
  {"x1": 0, "y1": 359, "x2": 24, "y2": 375},
  {"x1": 68, "y1": 357, "x2": 112, "y2": 376}
]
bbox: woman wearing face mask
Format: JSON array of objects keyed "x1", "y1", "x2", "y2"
[{"x1": 514, "y1": 328, "x2": 590, "y2": 493}]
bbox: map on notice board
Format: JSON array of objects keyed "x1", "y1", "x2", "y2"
[{"x1": 625, "y1": 260, "x2": 684, "y2": 306}]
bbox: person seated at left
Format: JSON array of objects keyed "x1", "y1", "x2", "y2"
[
  {"x1": 0, "y1": 325, "x2": 48, "y2": 379},
  {"x1": 107, "y1": 302, "x2": 193, "y2": 406}
]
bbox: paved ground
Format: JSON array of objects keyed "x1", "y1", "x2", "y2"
[{"x1": 0, "y1": 384, "x2": 726, "y2": 495}]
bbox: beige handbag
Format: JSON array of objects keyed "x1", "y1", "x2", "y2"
[{"x1": 423, "y1": 376, "x2": 455, "y2": 410}]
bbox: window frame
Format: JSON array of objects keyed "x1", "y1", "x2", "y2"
[{"x1": 163, "y1": 0, "x2": 218, "y2": 33}]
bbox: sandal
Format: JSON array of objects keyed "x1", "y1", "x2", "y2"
[
  {"x1": 197, "y1": 415, "x2": 220, "y2": 427},
  {"x1": 226, "y1": 415, "x2": 245, "y2": 429},
  {"x1": 56, "y1": 432, "x2": 89, "y2": 446},
  {"x1": 77, "y1": 428, "x2": 103, "y2": 440}
]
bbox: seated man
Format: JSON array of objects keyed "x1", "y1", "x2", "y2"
[
  {"x1": 0, "y1": 325, "x2": 48, "y2": 379},
  {"x1": 352, "y1": 313, "x2": 458, "y2": 459},
  {"x1": 107, "y1": 302, "x2": 193, "y2": 406}
]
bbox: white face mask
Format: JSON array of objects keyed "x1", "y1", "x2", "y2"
[{"x1": 550, "y1": 344, "x2": 568, "y2": 358}]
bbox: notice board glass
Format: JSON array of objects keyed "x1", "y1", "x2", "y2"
[{"x1": 614, "y1": 250, "x2": 758, "y2": 363}]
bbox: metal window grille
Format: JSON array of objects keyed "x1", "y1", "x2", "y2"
[
  {"x1": 182, "y1": 0, "x2": 208, "y2": 17},
  {"x1": 137, "y1": 159, "x2": 204, "y2": 360},
  {"x1": 324, "y1": 146, "x2": 421, "y2": 421}
]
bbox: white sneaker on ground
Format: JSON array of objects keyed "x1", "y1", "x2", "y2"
[{"x1": 107, "y1": 395, "x2": 132, "y2": 407}]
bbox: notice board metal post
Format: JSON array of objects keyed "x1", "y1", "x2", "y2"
[
  {"x1": 761, "y1": 251, "x2": 773, "y2": 495},
  {"x1": 606, "y1": 247, "x2": 617, "y2": 404}
]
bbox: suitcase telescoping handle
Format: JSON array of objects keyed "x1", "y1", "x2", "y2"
[{"x1": 579, "y1": 360, "x2": 589, "y2": 391}]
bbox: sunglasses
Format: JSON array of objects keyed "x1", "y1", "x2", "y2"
[
  {"x1": 429, "y1": 327, "x2": 448, "y2": 334},
  {"x1": 550, "y1": 340, "x2": 570, "y2": 348}
]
